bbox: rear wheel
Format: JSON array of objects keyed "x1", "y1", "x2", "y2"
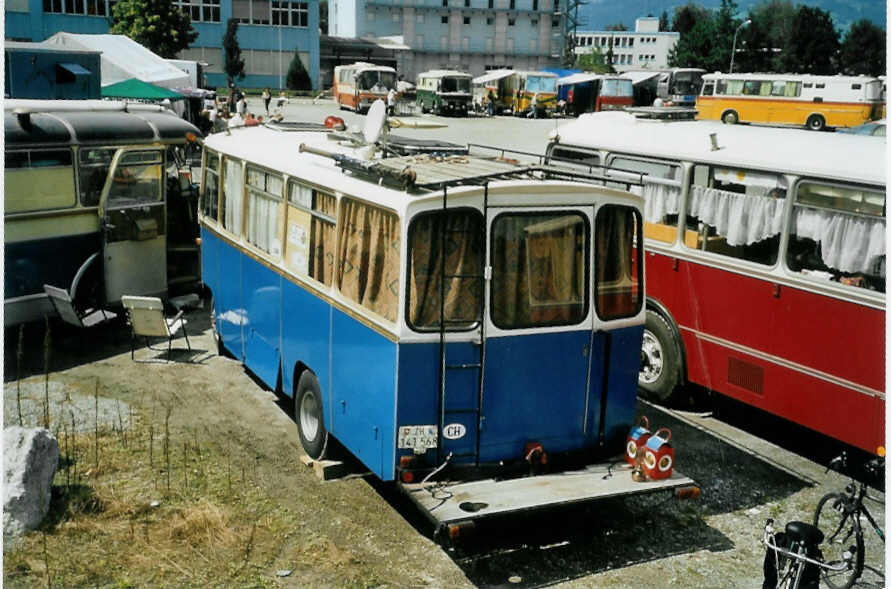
[
  {"x1": 814, "y1": 492, "x2": 864, "y2": 589},
  {"x1": 639, "y1": 310, "x2": 681, "y2": 402},
  {"x1": 295, "y1": 371, "x2": 328, "y2": 460},
  {"x1": 806, "y1": 114, "x2": 826, "y2": 131},
  {"x1": 721, "y1": 110, "x2": 739, "y2": 124}
]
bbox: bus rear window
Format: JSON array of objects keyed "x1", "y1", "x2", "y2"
[
  {"x1": 491, "y1": 212, "x2": 588, "y2": 329},
  {"x1": 595, "y1": 205, "x2": 642, "y2": 320},
  {"x1": 407, "y1": 209, "x2": 484, "y2": 331}
]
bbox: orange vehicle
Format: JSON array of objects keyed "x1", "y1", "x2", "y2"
[{"x1": 333, "y1": 62, "x2": 397, "y2": 113}]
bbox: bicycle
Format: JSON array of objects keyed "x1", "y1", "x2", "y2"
[
  {"x1": 812, "y1": 452, "x2": 885, "y2": 589},
  {"x1": 763, "y1": 518, "x2": 831, "y2": 589}
]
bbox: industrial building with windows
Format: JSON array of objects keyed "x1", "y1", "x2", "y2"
[
  {"x1": 329, "y1": 0, "x2": 568, "y2": 82},
  {"x1": 573, "y1": 17, "x2": 678, "y2": 72},
  {"x1": 5, "y1": 0, "x2": 321, "y2": 89}
]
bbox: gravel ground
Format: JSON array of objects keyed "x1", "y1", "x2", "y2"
[{"x1": 4, "y1": 102, "x2": 885, "y2": 587}]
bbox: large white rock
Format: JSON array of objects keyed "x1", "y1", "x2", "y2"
[{"x1": 3, "y1": 427, "x2": 59, "y2": 540}]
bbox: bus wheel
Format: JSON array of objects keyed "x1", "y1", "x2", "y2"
[
  {"x1": 296, "y1": 371, "x2": 328, "y2": 460},
  {"x1": 721, "y1": 110, "x2": 739, "y2": 125},
  {"x1": 806, "y1": 114, "x2": 826, "y2": 131},
  {"x1": 639, "y1": 310, "x2": 680, "y2": 402}
]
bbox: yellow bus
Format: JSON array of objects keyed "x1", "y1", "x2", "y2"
[{"x1": 697, "y1": 72, "x2": 883, "y2": 131}]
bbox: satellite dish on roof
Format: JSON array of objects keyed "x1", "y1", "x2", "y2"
[{"x1": 363, "y1": 99, "x2": 387, "y2": 144}]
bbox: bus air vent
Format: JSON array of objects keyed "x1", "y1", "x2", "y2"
[{"x1": 727, "y1": 357, "x2": 763, "y2": 395}]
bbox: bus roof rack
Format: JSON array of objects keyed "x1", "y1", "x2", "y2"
[
  {"x1": 624, "y1": 106, "x2": 698, "y2": 120},
  {"x1": 265, "y1": 121, "x2": 333, "y2": 133}
]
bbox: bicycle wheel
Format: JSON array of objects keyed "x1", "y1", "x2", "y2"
[{"x1": 814, "y1": 492, "x2": 864, "y2": 589}]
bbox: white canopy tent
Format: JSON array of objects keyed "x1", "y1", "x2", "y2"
[
  {"x1": 44, "y1": 33, "x2": 190, "y2": 89},
  {"x1": 557, "y1": 72, "x2": 602, "y2": 87},
  {"x1": 472, "y1": 70, "x2": 514, "y2": 85},
  {"x1": 621, "y1": 70, "x2": 662, "y2": 86}
]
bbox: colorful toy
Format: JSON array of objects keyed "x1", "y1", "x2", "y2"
[
  {"x1": 625, "y1": 416, "x2": 651, "y2": 466},
  {"x1": 642, "y1": 427, "x2": 674, "y2": 480}
]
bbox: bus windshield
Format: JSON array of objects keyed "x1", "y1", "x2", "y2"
[
  {"x1": 526, "y1": 76, "x2": 557, "y2": 94},
  {"x1": 671, "y1": 71, "x2": 703, "y2": 95},
  {"x1": 442, "y1": 76, "x2": 471, "y2": 93},
  {"x1": 357, "y1": 70, "x2": 397, "y2": 92},
  {"x1": 602, "y1": 79, "x2": 633, "y2": 98}
]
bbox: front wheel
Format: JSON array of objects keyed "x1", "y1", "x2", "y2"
[
  {"x1": 814, "y1": 492, "x2": 864, "y2": 589},
  {"x1": 295, "y1": 371, "x2": 329, "y2": 460},
  {"x1": 638, "y1": 310, "x2": 681, "y2": 402}
]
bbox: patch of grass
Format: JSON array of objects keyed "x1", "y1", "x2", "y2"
[{"x1": 3, "y1": 405, "x2": 299, "y2": 588}]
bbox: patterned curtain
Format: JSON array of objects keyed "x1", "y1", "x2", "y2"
[
  {"x1": 492, "y1": 214, "x2": 586, "y2": 327},
  {"x1": 309, "y1": 193, "x2": 336, "y2": 286},
  {"x1": 336, "y1": 199, "x2": 401, "y2": 322},
  {"x1": 409, "y1": 211, "x2": 483, "y2": 329},
  {"x1": 595, "y1": 206, "x2": 641, "y2": 320}
]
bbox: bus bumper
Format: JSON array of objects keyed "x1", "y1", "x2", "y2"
[{"x1": 399, "y1": 461, "x2": 696, "y2": 545}]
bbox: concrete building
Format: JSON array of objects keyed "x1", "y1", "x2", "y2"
[
  {"x1": 573, "y1": 16, "x2": 678, "y2": 72},
  {"x1": 5, "y1": 0, "x2": 321, "y2": 90},
  {"x1": 329, "y1": 0, "x2": 567, "y2": 82}
]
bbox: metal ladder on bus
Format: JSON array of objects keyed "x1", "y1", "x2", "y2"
[{"x1": 437, "y1": 183, "x2": 488, "y2": 467}]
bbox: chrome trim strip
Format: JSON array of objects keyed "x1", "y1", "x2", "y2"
[{"x1": 680, "y1": 325, "x2": 884, "y2": 400}]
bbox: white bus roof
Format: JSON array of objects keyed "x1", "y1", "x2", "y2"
[
  {"x1": 703, "y1": 72, "x2": 880, "y2": 84},
  {"x1": 473, "y1": 69, "x2": 514, "y2": 84},
  {"x1": 418, "y1": 70, "x2": 472, "y2": 79},
  {"x1": 204, "y1": 124, "x2": 641, "y2": 216},
  {"x1": 334, "y1": 62, "x2": 396, "y2": 72},
  {"x1": 553, "y1": 112, "x2": 886, "y2": 186}
]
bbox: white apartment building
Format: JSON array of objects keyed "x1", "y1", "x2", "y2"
[{"x1": 574, "y1": 16, "x2": 678, "y2": 72}]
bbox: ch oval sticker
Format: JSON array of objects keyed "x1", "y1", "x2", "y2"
[{"x1": 443, "y1": 423, "x2": 466, "y2": 440}]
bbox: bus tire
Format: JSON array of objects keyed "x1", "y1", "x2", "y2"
[
  {"x1": 721, "y1": 110, "x2": 739, "y2": 125},
  {"x1": 639, "y1": 310, "x2": 681, "y2": 402},
  {"x1": 295, "y1": 371, "x2": 328, "y2": 460},
  {"x1": 806, "y1": 114, "x2": 826, "y2": 131}
]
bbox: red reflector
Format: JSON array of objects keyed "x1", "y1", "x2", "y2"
[
  {"x1": 399, "y1": 455, "x2": 415, "y2": 468},
  {"x1": 676, "y1": 486, "x2": 701, "y2": 500},
  {"x1": 401, "y1": 471, "x2": 414, "y2": 483},
  {"x1": 448, "y1": 524, "x2": 461, "y2": 540}
]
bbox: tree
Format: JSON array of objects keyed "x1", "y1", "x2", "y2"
[
  {"x1": 668, "y1": 14, "x2": 717, "y2": 70},
  {"x1": 109, "y1": 0, "x2": 197, "y2": 58},
  {"x1": 838, "y1": 19, "x2": 885, "y2": 76},
  {"x1": 735, "y1": 0, "x2": 797, "y2": 73},
  {"x1": 222, "y1": 19, "x2": 246, "y2": 85},
  {"x1": 781, "y1": 6, "x2": 839, "y2": 74},
  {"x1": 710, "y1": 0, "x2": 741, "y2": 74},
  {"x1": 605, "y1": 23, "x2": 628, "y2": 31},
  {"x1": 286, "y1": 52, "x2": 312, "y2": 91},
  {"x1": 671, "y1": 2, "x2": 711, "y2": 35},
  {"x1": 658, "y1": 10, "x2": 669, "y2": 32},
  {"x1": 575, "y1": 47, "x2": 610, "y2": 73}
]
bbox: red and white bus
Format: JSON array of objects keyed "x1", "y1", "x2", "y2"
[
  {"x1": 546, "y1": 112, "x2": 885, "y2": 455},
  {"x1": 333, "y1": 62, "x2": 397, "y2": 113}
]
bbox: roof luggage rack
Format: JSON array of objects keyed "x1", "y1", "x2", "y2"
[{"x1": 298, "y1": 142, "x2": 649, "y2": 194}]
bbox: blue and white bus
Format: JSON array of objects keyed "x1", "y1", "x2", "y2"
[{"x1": 198, "y1": 114, "x2": 696, "y2": 536}]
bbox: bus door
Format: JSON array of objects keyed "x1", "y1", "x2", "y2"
[
  {"x1": 99, "y1": 148, "x2": 168, "y2": 304},
  {"x1": 479, "y1": 207, "x2": 595, "y2": 462}
]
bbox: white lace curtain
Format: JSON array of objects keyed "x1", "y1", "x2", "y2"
[
  {"x1": 687, "y1": 185, "x2": 785, "y2": 247},
  {"x1": 223, "y1": 159, "x2": 243, "y2": 233},
  {"x1": 642, "y1": 182, "x2": 680, "y2": 224},
  {"x1": 246, "y1": 190, "x2": 280, "y2": 255},
  {"x1": 792, "y1": 208, "x2": 886, "y2": 274}
]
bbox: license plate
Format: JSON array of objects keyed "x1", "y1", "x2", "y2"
[{"x1": 398, "y1": 425, "x2": 438, "y2": 451}]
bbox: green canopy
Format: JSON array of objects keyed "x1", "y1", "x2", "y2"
[{"x1": 101, "y1": 78, "x2": 185, "y2": 101}]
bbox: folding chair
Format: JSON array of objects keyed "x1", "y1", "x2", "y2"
[
  {"x1": 43, "y1": 284, "x2": 117, "y2": 328},
  {"x1": 121, "y1": 296, "x2": 191, "y2": 361}
]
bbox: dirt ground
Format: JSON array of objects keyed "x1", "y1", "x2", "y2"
[
  {"x1": 4, "y1": 306, "x2": 472, "y2": 588},
  {"x1": 5, "y1": 300, "x2": 885, "y2": 589}
]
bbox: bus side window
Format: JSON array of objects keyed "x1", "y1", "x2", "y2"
[
  {"x1": 221, "y1": 157, "x2": 244, "y2": 235},
  {"x1": 407, "y1": 209, "x2": 484, "y2": 331},
  {"x1": 607, "y1": 155, "x2": 681, "y2": 245},
  {"x1": 336, "y1": 198, "x2": 401, "y2": 322},
  {"x1": 245, "y1": 166, "x2": 283, "y2": 257},
  {"x1": 686, "y1": 165, "x2": 786, "y2": 266},
  {"x1": 201, "y1": 149, "x2": 220, "y2": 221},
  {"x1": 78, "y1": 148, "x2": 116, "y2": 207},
  {"x1": 701, "y1": 82, "x2": 714, "y2": 96},
  {"x1": 786, "y1": 182, "x2": 885, "y2": 293},
  {"x1": 5, "y1": 149, "x2": 76, "y2": 213},
  {"x1": 285, "y1": 181, "x2": 336, "y2": 286}
]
